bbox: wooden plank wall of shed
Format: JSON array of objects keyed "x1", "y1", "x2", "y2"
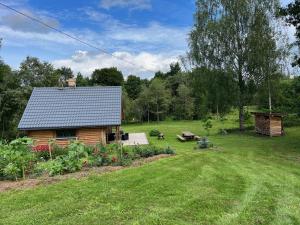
[
  {"x1": 270, "y1": 117, "x2": 282, "y2": 136},
  {"x1": 77, "y1": 128, "x2": 106, "y2": 146}
]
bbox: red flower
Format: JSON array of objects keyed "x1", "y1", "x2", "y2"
[
  {"x1": 32, "y1": 145, "x2": 49, "y2": 152},
  {"x1": 112, "y1": 156, "x2": 118, "y2": 163}
]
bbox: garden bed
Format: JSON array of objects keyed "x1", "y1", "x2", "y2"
[{"x1": 0, "y1": 154, "x2": 173, "y2": 193}]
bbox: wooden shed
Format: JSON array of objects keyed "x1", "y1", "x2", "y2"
[{"x1": 252, "y1": 112, "x2": 284, "y2": 137}]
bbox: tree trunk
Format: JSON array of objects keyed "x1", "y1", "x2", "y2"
[
  {"x1": 238, "y1": 70, "x2": 245, "y2": 131},
  {"x1": 239, "y1": 105, "x2": 244, "y2": 131},
  {"x1": 147, "y1": 106, "x2": 150, "y2": 124},
  {"x1": 268, "y1": 74, "x2": 272, "y2": 113},
  {"x1": 156, "y1": 100, "x2": 159, "y2": 122}
]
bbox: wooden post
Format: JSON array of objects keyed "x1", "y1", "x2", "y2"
[{"x1": 115, "y1": 126, "x2": 121, "y2": 142}]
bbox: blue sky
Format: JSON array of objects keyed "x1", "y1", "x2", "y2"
[{"x1": 0, "y1": 0, "x2": 295, "y2": 78}]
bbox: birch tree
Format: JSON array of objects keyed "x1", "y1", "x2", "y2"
[{"x1": 189, "y1": 0, "x2": 280, "y2": 130}]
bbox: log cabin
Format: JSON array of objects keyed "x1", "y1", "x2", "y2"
[
  {"x1": 18, "y1": 79, "x2": 122, "y2": 147},
  {"x1": 252, "y1": 112, "x2": 284, "y2": 137}
]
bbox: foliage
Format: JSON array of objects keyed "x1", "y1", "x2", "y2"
[
  {"x1": 173, "y1": 84, "x2": 194, "y2": 120},
  {"x1": 280, "y1": 0, "x2": 300, "y2": 67},
  {"x1": 148, "y1": 79, "x2": 171, "y2": 121},
  {"x1": 0, "y1": 137, "x2": 36, "y2": 180},
  {"x1": 154, "y1": 62, "x2": 181, "y2": 79},
  {"x1": 189, "y1": 0, "x2": 282, "y2": 130},
  {"x1": 76, "y1": 72, "x2": 90, "y2": 86},
  {"x1": 218, "y1": 129, "x2": 228, "y2": 136},
  {"x1": 203, "y1": 119, "x2": 213, "y2": 136},
  {"x1": 131, "y1": 145, "x2": 175, "y2": 158},
  {"x1": 56, "y1": 67, "x2": 74, "y2": 86},
  {"x1": 197, "y1": 137, "x2": 213, "y2": 149},
  {"x1": 125, "y1": 75, "x2": 142, "y2": 100},
  {"x1": 91, "y1": 67, "x2": 124, "y2": 86},
  {"x1": 149, "y1": 129, "x2": 160, "y2": 137}
]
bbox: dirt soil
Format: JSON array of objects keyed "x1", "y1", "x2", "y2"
[{"x1": 0, "y1": 154, "x2": 173, "y2": 193}]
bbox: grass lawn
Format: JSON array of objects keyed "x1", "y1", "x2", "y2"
[{"x1": 1, "y1": 118, "x2": 300, "y2": 225}]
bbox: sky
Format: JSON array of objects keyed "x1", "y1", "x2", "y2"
[{"x1": 0, "y1": 0, "x2": 295, "y2": 78}]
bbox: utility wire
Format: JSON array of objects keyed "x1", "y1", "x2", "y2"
[{"x1": 0, "y1": 2, "x2": 157, "y2": 73}]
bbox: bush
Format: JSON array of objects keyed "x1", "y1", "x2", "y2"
[
  {"x1": 149, "y1": 129, "x2": 160, "y2": 137},
  {"x1": 203, "y1": 119, "x2": 213, "y2": 136},
  {"x1": 164, "y1": 147, "x2": 176, "y2": 155},
  {"x1": 0, "y1": 137, "x2": 36, "y2": 180},
  {"x1": 284, "y1": 114, "x2": 300, "y2": 127},
  {"x1": 132, "y1": 145, "x2": 175, "y2": 158},
  {"x1": 51, "y1": 145, "x2": 68, "y2": 158},
  {"x1": 218, "y1": 129, "x2": 228, "y2": 135},
  {"x1": 47, "y1": 160, "x2": 64, "y2": 176}
]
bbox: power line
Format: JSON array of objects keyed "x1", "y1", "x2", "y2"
[{"x1": 0, "y1": 2, "x2": 157, "y2": 73}]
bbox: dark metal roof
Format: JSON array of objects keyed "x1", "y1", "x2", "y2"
[{"x1": 18, "y1": 86, "x2": 122, "y2": 130}]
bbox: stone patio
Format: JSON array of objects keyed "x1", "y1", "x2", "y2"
[{"x1": 122, "y1": 133, "x2": 149, "y2": 146}]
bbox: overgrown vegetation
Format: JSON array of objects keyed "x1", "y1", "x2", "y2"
[{"x1": 0, "y1": 138, "x2": 175, "y2": 180}]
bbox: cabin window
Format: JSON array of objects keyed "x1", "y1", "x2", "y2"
[{"x1": 56, "y1": 129, "x2": 76, "y2": 139}]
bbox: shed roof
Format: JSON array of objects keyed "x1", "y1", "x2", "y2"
[
  {"x1": 18, "y1": 86, "x2": 122, "y2": 130},
  {"x1": 251, "y1": 112, "x2": 283, "y2": 117}
]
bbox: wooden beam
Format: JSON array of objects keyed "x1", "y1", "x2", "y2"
[{"x1": 115, "y1": 126, "x2": 121, "y2": 142}]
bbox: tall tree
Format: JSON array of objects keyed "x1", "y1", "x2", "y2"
[
  {"x1": 174, "y1": 84, "x2": 194, "y2": 120},
  {"x1": 247, "y1": 9, "x2": 282, "y2": 112},
  {"x1": 0, "y1": 61, "x2": 29, "y2": 139},
  {"x1": 189, "y1": 0, "x2": 280, "y2": 130},
  {"x1": 148, "y1": 79, "x2": 171, "y2": 122},
  {"x1": 91, "y1": 67, "x2": 124, "y2": 86},
  {"x1": 76, "y1": 73, "x2": 90, "y2": 86},
  {"x1": 19, "y1": 57, "x2": 59, "y2": 87},
  {"x1": 281, "y1": 0, "x2": 300, "y2": 67},
  {"x1": 135, "y1": 85, "x2": 153, "y2": 123},
  {"x1": 125, "y1": 75, "x2": 142, "y2": 100},
  {"x1": 56, "y1": 67, "x2": 74, "y2": 86}
]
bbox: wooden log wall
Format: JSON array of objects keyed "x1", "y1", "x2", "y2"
[
  {"x1": 28, "y1": 127, "x2": 107, "y2": 147},
  {"x1": 27, "y1": 130, "x2": 55, "y2": 146},
  {"x1": 255, "y1": 115, "x2": 270, "y2": 136}
]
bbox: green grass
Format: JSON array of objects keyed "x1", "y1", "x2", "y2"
[{"x1": 1, "y1": 118, "x2": 300, "y2": 225}]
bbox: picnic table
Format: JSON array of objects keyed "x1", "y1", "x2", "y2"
[{"x1": 182, "y1": 131, "x2": 195, "y2": 140}]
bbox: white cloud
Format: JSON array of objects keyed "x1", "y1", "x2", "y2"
[
  {"x1": 52, "y1": 50, "x2": 180, "y2": 78},
  {"x1": 99, "y1": 0, "x2": 151, "y2": 10},
  {"x1": 0, "y1": 25, "x2": 77, "y2": 47},
  {"x1": 0, "y1": 9, "x2": 60, "y2": 33},
  {"x1": 108, "y1": 22, "x2": 189, "y2": 49}
]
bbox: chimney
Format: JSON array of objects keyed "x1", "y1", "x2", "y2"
[{"x1": 67, "y1": 78, "x2": 76, "y2": 87}]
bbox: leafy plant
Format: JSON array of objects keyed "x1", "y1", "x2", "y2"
[
  {"x1": 164, "y1": 147, "x2": 176, "y2": 155},
  {"x1": 198, "y1": 137, "x2": 213, "y2": 149},
  {"x1": 3, "y1": 163, "x2": 20, "y2": 181},
  {"x1": 218, "y1": 129, "x2": 228, "y2": 135},
  {"x1": 149, "y1": 129, "x2": 160, "y2": 137},
  {"x1": 0, "y1": 137, "x2": 36, "y2": 180},
  {"x1": 203, "y1": 119, "x2": 213, "y2": 136}
]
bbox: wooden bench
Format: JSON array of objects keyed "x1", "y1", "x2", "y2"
[
  {"x1": 194, "y1": 136, "x2": 201, "y2": 141},
  {"x1": 177, "y1": 135, "x2": 186, "y2": 142}
]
